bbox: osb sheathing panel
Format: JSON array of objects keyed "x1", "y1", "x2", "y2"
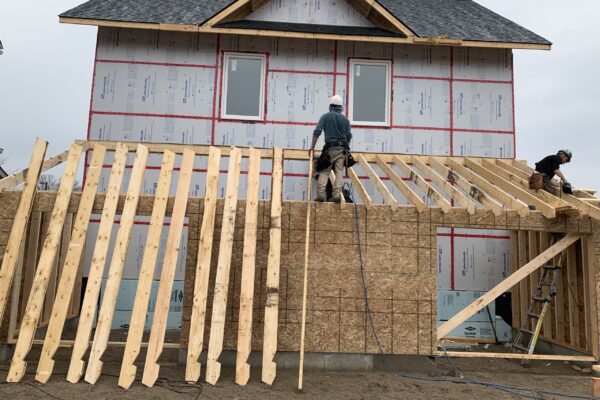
[{"x1": 0, "y1": 190, "x2": 597, "y2": 354}]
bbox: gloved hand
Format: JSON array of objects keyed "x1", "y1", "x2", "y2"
[{"x1": 562, "y1": 181, "x2": 573, "y2": 194}]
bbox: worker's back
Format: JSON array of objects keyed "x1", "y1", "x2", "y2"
[{"x1": 316, "y1": 105, "x2": 351, "y2": 145}]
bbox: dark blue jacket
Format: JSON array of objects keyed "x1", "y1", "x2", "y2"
[{"x1": 313, "y1": 105, "x2": 352, "y2": 150}]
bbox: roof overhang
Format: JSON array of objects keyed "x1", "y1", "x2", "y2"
[{"x1": 58, "y1": 16, "x2": 552, "y2": 50}]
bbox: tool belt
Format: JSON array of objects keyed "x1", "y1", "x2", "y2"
[
  {"x1": 529, "y1": 172, "x2": 546, "y2": 190},
  {"x1": 323, "y1": 140, "x2": 349, "y2": 150},
  {"x1": 315, "y1": 142, "x2": 356, "y2": 172}
]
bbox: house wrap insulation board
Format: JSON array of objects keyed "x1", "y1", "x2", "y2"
[{"x1": 84, "y1": 24, "x2": 514, "y2": 295}]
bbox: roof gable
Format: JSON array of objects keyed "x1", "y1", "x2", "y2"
[{"x1": 244, "y1": 0, "x2": 376, "y2": 28}]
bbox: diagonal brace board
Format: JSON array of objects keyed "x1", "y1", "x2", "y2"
[
  {"x1": 142, "y1": 148, "x2": 195, "y2": 387},
  {"x1": 0, "y1": 138, "x2": 47, "y2": 326},
  {"x1": 66, "y1": 143, "x2": 129, "y2": 383},
  {"x1": 235, "y1": 148, "x2": 262, "y2": 386},
  {"x1": 35, "y1": 145, "x2": 107, "y2": 383},
  {"x1": 84, "y1": 144, "x2": 149, "y2": 384},
  {"x1": 185, "y1": 146, "x2": 222, "y2": 383},
  {"x1": 7, "y1": 144, "x2": 83, "y2": 382},
  {"x1": 437, "y1": 233, "x2": 582, "y2": 339},
  {"x1": 205, "y1": 147, "x2": 242, "y2": 385},
  {"x1": 118, "y1": 150, "x2": 176, "y2": 389},
  {"x1": 262, "y1": 147, "x2": 284, "y2": 385}
]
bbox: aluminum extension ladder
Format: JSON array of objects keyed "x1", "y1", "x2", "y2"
[{"x1": 511, "y1": 235, "x2": 565, "y2": 361}]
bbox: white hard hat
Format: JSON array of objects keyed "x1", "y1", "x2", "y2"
[{"x1": 330, "y1": 94, "x2": 343, "y2": 106}]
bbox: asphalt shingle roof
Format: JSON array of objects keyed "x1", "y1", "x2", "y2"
[{"x1": 60, "y1": 0, "x2": 551, "y2": 45}]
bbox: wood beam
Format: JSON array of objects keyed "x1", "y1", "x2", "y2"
[
  {"x1": 428, "y1": 157, "x2": 502, "y2": 216},
  {"x1": 463, "y1": 158, "x2": 556, "y2": 218},
  {"x1": 394, "y1": 156, "x2": 451, "y2": 213},
  {"x1": 348, "y1": 167, "x2": 371, "y2": 207},
  {"x1": 118, "y1": 150, "x2": 175, "y2": 389},
  {"x1": 437, "y1": 234, "x2": 581, "y2": 339},
  {"x1": 435, "y1": 351, "x2": 594, "y2": 361},
  {"x1": 375, "y1": 156, "x2": 426, "y2": 212},
  {"x1": 0, "y1": 149, "x2": 67, "y2": 191},
  {"x1": 412, "y1": 156, "x2": 476, "y2": 214},
  {"x1": 357, "y1": 154, "x2": 397, "y2": 208}
]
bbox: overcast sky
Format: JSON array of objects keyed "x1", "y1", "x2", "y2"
[{"x1": 1, "y1": 1, "x2": 599, "y2": 191}]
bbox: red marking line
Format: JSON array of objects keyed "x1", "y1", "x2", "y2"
[
  {"x1": 212, "y1": 35, "x2": 221, "y2": 145},
  {"x1": 438, "y1": 233, "x2": 510, "y2": 240},
  {"x1": 95, "y1": 59, "x2": 217, "y2": 69},
  {"x1": 511, "y1": 53, "x2": 517, "y2": 158},
  {"x1": 393, "y1": 75, "x2": 512, "y2": 85},
  {"x1": 92, "y1": 110, "x2": 213, "y2": 121}
]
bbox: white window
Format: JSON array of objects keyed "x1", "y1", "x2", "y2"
[
  {"x1": 221, "y1": 52, "x2": 266, "y2": 121},
  {"x1": 349, "y1": 59, "x2": 391, "y2": 126}
]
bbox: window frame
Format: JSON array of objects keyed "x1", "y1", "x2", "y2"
[
  {"x1": 348, "y1": 58, "x2": 392, "y2": 127},
  {"x1": 221, "y1": 52, "x2": 267, "y2": 121}
]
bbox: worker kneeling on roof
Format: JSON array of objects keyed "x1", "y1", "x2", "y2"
[
  {"x1": 309, "y1": 94, "x2": 353, "y2": 203},
  {"x1": 529, "y1": 149, "x2": 572, "y2": 195}
]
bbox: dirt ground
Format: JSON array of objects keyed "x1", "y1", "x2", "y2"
[{"x1": 0, "y1": 346, "x2": 595, "y2": 400}]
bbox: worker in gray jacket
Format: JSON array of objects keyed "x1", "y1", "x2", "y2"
[{"x1": 309, "y1": 94, "x2": 352, "y2": 202}]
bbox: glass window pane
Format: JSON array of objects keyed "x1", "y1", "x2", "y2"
[
  {"x1": 352, "y1": 63, "x2": 387, "y2": 123},
  {"x1": 226, "y1": 57, "x2": 263, "y2": 117}
]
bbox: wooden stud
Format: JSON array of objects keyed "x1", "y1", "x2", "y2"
[
  {"x1": 298, "y1": 150, "x2": 313, "y2": 392},
  {"x1": 205, "y1": 147, "x2": 242, "y2": 385},
  {"x1": 412, "y1": 156, "x2": 476, "y2": 214},
  {"x1": 446, "y1": 158, "x2": 529, "y2": 216},
  {"x1": 509, "y1": 231, "x2": 520, "y2": 329},
  {"x1": 464, "y1": 158, "x2": 556, "y2": 218},
  {"x1": 43, "y1": 214, "x2": 73, "y2": 324},
  {"x1": 357, "y1": 154, "x2": 397, "y2": 208},
  {"x1": 394, "y1": 156, "x2": 451, "y2": 213},
  {"x1": 35, "y1": 145, "x2": 107, "y2": 383},
  {"x1": 142, "y1": 149, "x2": 195, "y2": 387},
  {"x1": 348, "y1": 167, "x2": 371, "y2": 207},
  {"x1": 582, "y1": 236, "x2": 599, "y2": 358},
  {"x1": 235, "y1": 148, "x2": 261, "y2": 386},
  {"x1": 566, "y1": 245, "x2": 580, "y2": 347},
  {"x1": 185, "y1": 147, "x2": 221, "y2": 383},
  {"x1": 7, "y1": 144, "x2": 83, "y2": 382},
  {"x1": 554, "y1": 248, "x2": 566, "y2": 343},
  {"x1": 84, "y1": 144, "x2": 149, "y2": 385},
  {"x1": 8, "y1": 233, "x2": 26, "y2": 341},
  {"x1": 0, "y1": 138, "x2": 47, "y2": 325},
  {"x1": 429, "y1": 157, "x2": 503, "y2": 216},
  {"x1": 375, "y1": 155, "x2": 426, "y2": 212},
  {"x1": 518, "y1": 231, "x2": 530, "y2": 331},
  {"x1": 437, "y1": 234, "x2": 581, "y2": 339},
  {"x1": 117, "y1": 150, "x2": 175, "y2": 389},
  {"x1": 19, "y1": 211, "x2": 42, "y2": 321},
  {"x1": 435, "y1": 351, "x2": 595, "y2": 362},
  {"x1": 262, "y1": 147, "x2": 284, "y2": 386},
  {"x1": 527, "y1": 231, "x2": 540, "y2": 333},
  {"x1": 538, "y1": 233, "x2": 551, "y2": 338},
  {"x1": 66, "y1": 143, "x2": 128, "y2": 383}
]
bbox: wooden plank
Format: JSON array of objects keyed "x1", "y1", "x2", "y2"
[
  {"x1": 446, "y1": 158, "x2": 529, "y2": 216},
  {"x1": 481, "y1": 159, "x2": 572, "y2": 211},
  {"x1": 566, "y1": 245, "x2": 580, "y2": 347},
  {"x1": 20, "y1": 211, "x2": 42, "y2": 320},
  {"x1": 0, "y1": 138, "x2": 48, "y2": 325},
  {"x1": 510, "y1": 231, "x2": 520, "y2": 329},
  {"x1": 297, "y1": 149, "x2": 313, "y2": 391},
  {"x1": 375, "y1": 156, "x2": 426, "y2": 212},
  {"x1": 428, "y1": 157, "x2": 503, "y2": 216},
  {"x1": 205, "y1": 147, "x2": 242, "y2": 385},
  {"x1": 357, "y1": 154, "x2": 397, "y2": 208},
  {"x1": 66, "y1": 143, "x2": 128, "y2": 383},
  {"x1": 84, "y1": 144, "x2": 149, "y2": 385},
  {"x1": 6, "y1": 144, "x2": 83, "y2": 382},
  {"x1": 413, "y1": 156, "x2": 476, "y2": 214},
  {"x1": 43, "y1": 214, "x2": 73, "y2": 324},
  {"x1": 261, "y1": 147, "x2": 284, "y2": 386},
  {"x1": 185, "y1": 146, "x2": 221, "y2": 383},
  {"x1": 435, "y1": 351, "x2": 595, "y2": 362},
  {"x1": 494, "y1": 159, "x2": 531, "y2": 180},
  {"x1": 235, "y1": 148, "x2": 261, "y2": 386},
  {"x1": 35, "y1": 145, "x2": 107, "y2": 383},
  {"x1": 554, "y1": 248, "x2": 566, "y2": 343},
  {"x1": 582, "y1": 236, "x2": 599, "y2": 358},
  {"x1": 518, "y1": 231, "x2": 530, "y2": 331},
  {"x1": 141, "y1": 149, "x2": 195, "y2": 387},
  {"x1": 528, "y1": 231, "x2": 539, "y2": 333},
  {"x1": 118, "y1": 150, "x2": 175, "y2": 389},
  {"x1": 538, "y1": 233, "x2": 551, "y2": 338},
  {"x1": 463, "y1": 158, "x2": 556, "y2": 218},
  {"x1": 394, "y1": 156, "x2": 451, "y2": 213},
  {"x1": 8, "y1": 234, "x2": 26, "y2": 341},
  {"x1": 437, "y1": 234, "x2": 581, "y2": 339},
  {"x1": 0, "y1": 148, "x2": 67, "y2": 191},
  {"x1": 348, "y1": 167, "x2": 371, "y2": 207}
]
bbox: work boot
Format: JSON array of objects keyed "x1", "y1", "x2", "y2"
[
  {"x1": 331, "y1": 195, "x2": 341, "y2": 203},
  {"x1": 316, "y1": 194, "x2": 326, "y2": 202}
]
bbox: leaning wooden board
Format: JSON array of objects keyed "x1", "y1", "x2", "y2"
[
  {"x1": 142, "y1": 148, "x2": 195, "y2": 387},
  {"x1": 7, "y1": 144, "x2": 83, "y2": 382}
]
